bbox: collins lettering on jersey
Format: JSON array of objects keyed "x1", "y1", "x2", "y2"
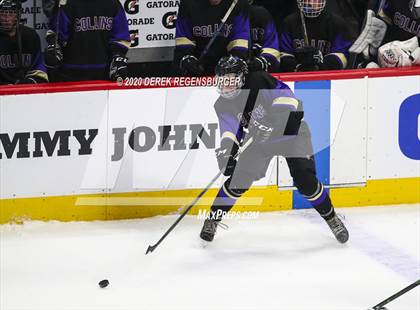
[
  {"x1": 399, "y1": 94, "x2": 420, "y2": 160},
  {"x1": 293, "y1": 39, "x2": 332, "y2": 54},
  {"x1": 394, "y1": 12, "x2": 420, "y2": 37},
  {"x1": 0, "y1": 54, "x2": 33, "y2": 69},
  {"x1": 193, "y1": 24, "x2": 233, "y2": 38},
  {"x1": 75, "y1": 17, "x2": 114, "y2": 32}
]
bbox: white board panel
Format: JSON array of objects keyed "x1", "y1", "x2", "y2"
[
  {"x1": 330, "y1": 79, "x2": 367, "y2": 185},
  {"x1": 367, "y1": 76, "x2": 420, "y2": 180},
  {"x1": 0, "y1": 91, "x2": 108, "y2": 199}
]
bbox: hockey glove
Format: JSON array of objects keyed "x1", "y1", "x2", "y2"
[
  {"x1": 109, "y1": 55, "x2": 128, "y2": 81},
  {"x1": 180, "y1": 55, "x2": 204, "y2": 76},
  {"x1": 247, "y1": 56, "x2": 270, "y2": 72},
  {"x1": 44, "y1": 31, "x2": 63, "y2": 69},
  {"x1": 349, "y1": 10, "x2": 387, "y2": 60},
  {"x1": 295, "y1": 46, "x2": 323, "y2": 71},
  {"x1": 215, "y1": 139, "x2": 239, "y2": 176},
  {"x1": 377, "y1": 37, "x2": 420, "y2": 67},
  {"x1": 321, "y1": 53, "x2": 348, "y2": 70}
]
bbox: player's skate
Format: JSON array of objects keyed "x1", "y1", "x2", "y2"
[
  {"x1": 200, "y1": 218, "x2": 219, "y2": 242},
  {"x1": 326, "y1": 214, "x2": 349, "y2": 243}
]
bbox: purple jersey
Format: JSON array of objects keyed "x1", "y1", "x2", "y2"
[
  {"x1": 279, "y1": 11, "x2": 353, "y2": 70},
  {"x1": 52, "y1": 0, "x2": 130, "y2": 80},
  {"x1": 250, "y1": 5, "x2": 280, "y2": 71},
  {"x1": 379, "y1": 0, "x2": 420, "y2": 43},
  {"x1": 0, "y1": 26, "x2": 48, "y2": 84},
  {"x1": 175, "y1": 0, "x2": 250, "y2": 74}
]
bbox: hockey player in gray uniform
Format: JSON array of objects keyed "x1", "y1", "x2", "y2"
[{"x1": 199, "y1": 55, "x2": 349, "y2": 244}]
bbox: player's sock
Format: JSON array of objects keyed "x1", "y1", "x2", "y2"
[
  {"x1": 209, "y1": 182, "x2": 237, "y2": 220},
  {"x1": 304, "y1": 182, "x2": 335, "y2": 220}
]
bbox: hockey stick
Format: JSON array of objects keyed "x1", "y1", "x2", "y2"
[
  {"x1": 297, "y1": 7, "x2": 322, "y2": 71},
  {"x1": 371, "y1": 279, "x2": 420, "y2": 310},
  {"x1": 145, "y1": 136, "x2": 254, "y2": 255},
  {"x1": 54, "y1": 0, "x2": 67, "y2": 48},
  {"x1": 376, "y1": 0, "x2": 386, "y2": 15},
  {"x1": 198, "y1": 0, "x2": 239, "y2": 62},
  {"x1": 15, "y1": 0, "x2": 24, "y2": 80},
  {"x1": 298, "y1": 9, "x2": 310, "y2": 47}
]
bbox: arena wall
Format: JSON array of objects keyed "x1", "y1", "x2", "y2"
[{"x1": 0, "y1": 68, "x2": 419, "y2": 223}]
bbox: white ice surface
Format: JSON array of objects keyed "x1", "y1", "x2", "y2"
[{"x1": 1, "y1": 204, "x2": 419, "y2": 310}]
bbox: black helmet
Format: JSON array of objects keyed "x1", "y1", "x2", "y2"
[
  {"x1": 0, "y1": 0, "x2": 18, "y2": 33},
  {"x1": 215, "y1": 55, "x2": 248, "y2": 99},
  {"x1": 0, "y1": 0, "x2": 17, "y2": 11},
  {"x1": 215, "y1": 55, "x2": 248, "y2": 76}
]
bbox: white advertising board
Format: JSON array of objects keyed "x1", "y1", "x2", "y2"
[
  {"x1": 367, "y1": 76, "x2": 420, "y2": 180},
  {"x1": 1, "y1": 76, "x2": 419, "y2": 199},
  {"x1": 0, "y1": 91, "x2": 108, "y2": 198}
]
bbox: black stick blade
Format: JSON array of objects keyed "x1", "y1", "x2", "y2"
[{"x1": 145, "y1": 245, "x2": 156, "y2": 255}]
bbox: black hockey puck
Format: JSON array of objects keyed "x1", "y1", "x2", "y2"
[{"x1": 98, "y1": 279, "x2": 109, "y2": 288}]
